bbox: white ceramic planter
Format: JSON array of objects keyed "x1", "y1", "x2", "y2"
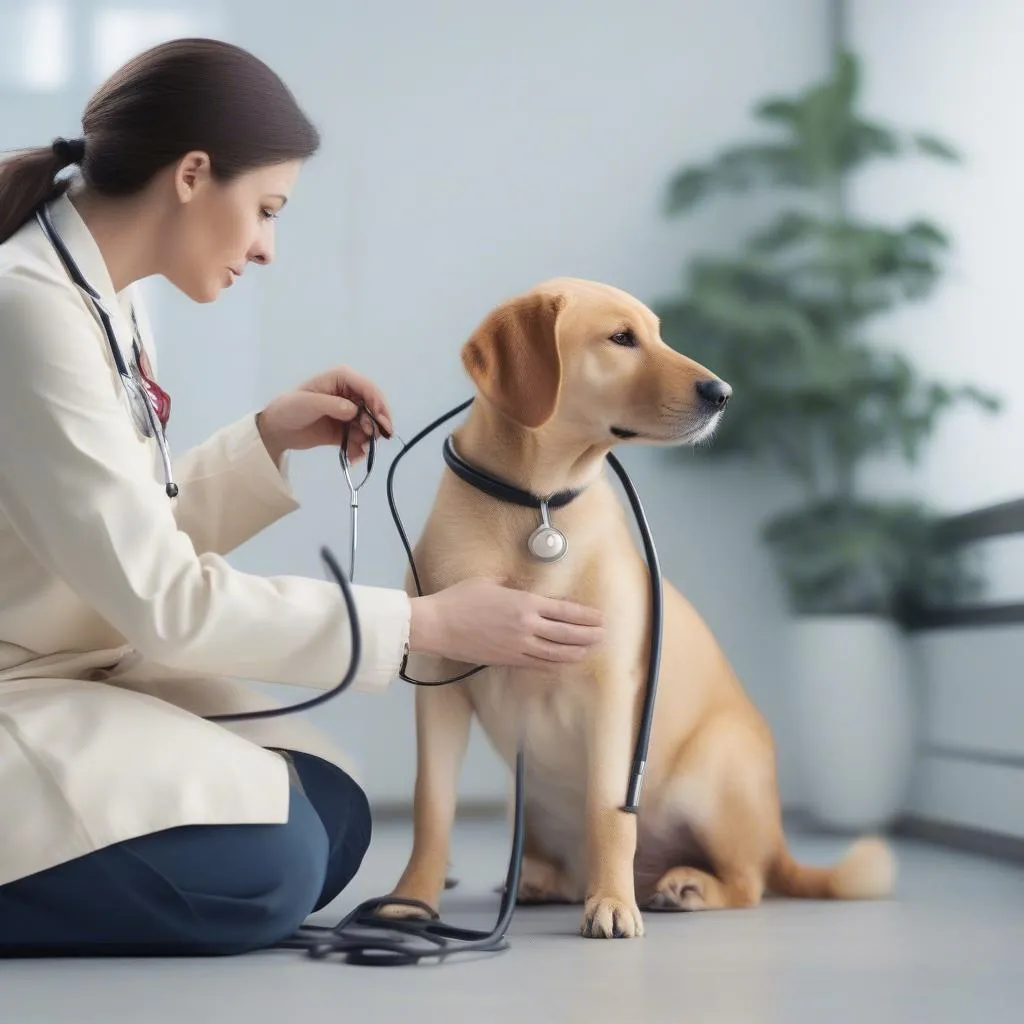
[{"x1": 790, "y1": 615, "x2": 915, "y2": 832}]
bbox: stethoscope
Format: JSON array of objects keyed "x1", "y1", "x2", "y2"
[
  {"x1": 35, "y1": 203, "x2": 178, "y2": 498},
  {"x1": 276, "y1": 400, "x2": 664, "y2": 965},
  {"x1": 33, "y1": 199, "x2": 665, "y2": 965}
]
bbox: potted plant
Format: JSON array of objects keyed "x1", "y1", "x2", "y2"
[{"x1": 652, "y1": 50, "x2": 999, "y2": 831}]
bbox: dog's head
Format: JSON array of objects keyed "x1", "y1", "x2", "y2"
[{"x1": 460, "y1": 277, "x2": 730, "y2": 446}]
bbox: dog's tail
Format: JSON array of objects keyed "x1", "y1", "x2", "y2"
[{"x1": 766, "y1": 836, "x2": 896, "y2": 900}]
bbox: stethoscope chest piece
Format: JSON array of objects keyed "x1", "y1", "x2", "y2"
[{"x1": 527, "y1": 502, "x2": 568, "y2": 563}]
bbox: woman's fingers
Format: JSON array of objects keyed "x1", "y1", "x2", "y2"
[
  {"x1": 335, "y1": 367, "x2": 393, "y2": 438},
  {"x1": 533, "y1": 617, "x2": 605, "y2": 649},
  {"x1": 522, "y1": 640, "x2": 592, "y2": 665},
  {"x1": 345, "y1": 432, "x2": 368, "y2": 463},
  {"x1": 495, "y1": 595, "x2": 608, "y2": 667},
  {"x1": 309, "y1": 392, "x2": 360, "y2": 423},
  {"x1": 305, "y1": 366, "x2": 394, "y2": 439},
  {"x1": 312, "y1": 393, "x2": 375, "y2": 461},
  {"x1": 538, "y1": 597, "x2": 605, "y2": 628},
  {"x1": 519, "y1": 599, "x2": 606, "y2": 666}
]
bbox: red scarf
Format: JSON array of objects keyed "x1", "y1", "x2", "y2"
[{"x1": 134, "y1": 346, "x2": 171, "y2": 430}]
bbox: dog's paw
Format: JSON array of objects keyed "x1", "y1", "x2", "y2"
[
  {"x1": 580, "y1": 894, "x2": 644, "y2": 939},
  {"x1": 517, "y1": 856, "x2": 574, "y2": 905},
  {"x1": 645, "y1": 867, "x2": 707, "y2": 911}
]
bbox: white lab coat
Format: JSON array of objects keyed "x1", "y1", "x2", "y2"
[{"x1": 0, "y1": 191, "x2": 411, "y2": 889}]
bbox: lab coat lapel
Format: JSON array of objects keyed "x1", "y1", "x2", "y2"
[{"x1": 45, "y1": 190, "x2": 138, "y2": 370}]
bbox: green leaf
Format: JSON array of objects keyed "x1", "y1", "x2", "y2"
[
  {"x1": 856, "y1": 122, "x2": 901, "y2": 155},
  {"x1": 952, "y1": 385, "x2": 1002, "y2": 414},
  {"x1": 665, "y1": 167, "x2": 711, "y2": 213},
  {"x1": 914, "y1": 133, "x2": 961, "y2": 162},
  {"x1": 754, "y1": 98, "x2": 800, "y2": 126},
  {"x1": 716, "y1": 143, "x2": 805, "y2": 188},
  {"x1": 748, "y1": 210, "x2": 819, "y2": 253},
  {"x1": 832, "y1": 50, "x2": 860, "y2": 112},
  {"x1": 666, "y1": 143, "x2": 809, "y2": 214},
  {"x1": 904, "y1": 219, "x2": 950, "y2": 249}
]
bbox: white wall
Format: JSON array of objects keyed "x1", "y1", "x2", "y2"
[
  {"x1": 1, "y1": 0, "x2": 833, "y2": 808},
  {"x1": 848, "y1": 0, "x2": 1024, "y2": 837},
  {"x1": 849, "y1": 0, "x2": 1024, "y2": 515}
]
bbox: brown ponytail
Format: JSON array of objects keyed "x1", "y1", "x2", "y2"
[
  {"x1": 0, "y1": 38, "x2": 320, "y2": 246},
  {"x1": 0, "y1": 141, "x2": 82, "y2": 244}
]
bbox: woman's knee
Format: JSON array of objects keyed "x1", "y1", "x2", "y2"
[
  {"x1": 327, "y1": 766, "x2": 372, "y2": 891},
  {"x1": 286, "y1": 752, "x2": 372, "y2": 910},
  {"x1": 0, "y1": 761, "x2": 373, "y2": 956},
  {"x1": 142, "y1": 763, "x2": 370, "y2": 952},
  {"x1": 0, "y1": 790, "x2": 331, "y2": 957},
  {"x1": 147, "y1": 786, "x2": 334, "y2": 955},
  {"x1": 222, "y1": 787, "x2": 332, "y2": 952}
]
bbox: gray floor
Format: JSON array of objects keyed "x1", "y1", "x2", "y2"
[{"x1": 3, "y1": 819, "x2": 1022, "y2": 1024}]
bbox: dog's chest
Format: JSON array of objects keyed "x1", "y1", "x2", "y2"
[
  {"x1": 467, "y1": 672, "x2": 590, "y2": 874},
  {"x1": 469, "y1": 669, "x2": 589, "y2": 776}
]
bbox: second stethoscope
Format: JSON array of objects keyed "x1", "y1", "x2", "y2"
[{"x1": 35, "y1": 202, "x2": 178, "y2": 498}]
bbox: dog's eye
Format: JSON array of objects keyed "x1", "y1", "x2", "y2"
[{"x1": 610, "y1": 329, "x2": 637, "y2": 348}]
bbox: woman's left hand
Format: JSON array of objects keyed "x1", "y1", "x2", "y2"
[{"x1": 256, "y1": 366, "x2": 394, "y2": 465}]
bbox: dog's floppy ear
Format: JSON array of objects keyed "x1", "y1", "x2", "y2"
[{"x1": 460, "y1": 292, "x2": 565, "y2": 429}]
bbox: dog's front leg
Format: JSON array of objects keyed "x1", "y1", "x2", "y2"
[
  {"x1": 580, "y1": 669, "x2": 645, "y2": 939},
  {"x1": 384, "y1": 674, "x2": 472, "y2": 917}
]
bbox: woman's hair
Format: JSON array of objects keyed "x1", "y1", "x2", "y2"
[{"x1": 0, "y1": 37, "x2": 320, "y2": 245}]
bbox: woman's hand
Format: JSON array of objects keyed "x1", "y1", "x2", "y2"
[
  {"x1": 256, "y1": 365, "x2": 394, "y2": 465},
  {"x1": 408, "y1": 578, "x2": 606, "y2": 670}
]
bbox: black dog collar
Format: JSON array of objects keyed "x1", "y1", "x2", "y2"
[
  {"x1": 441, "y1": 435, "x2": 583, "y2": 562},
  {"x1": 442, "y1": 436, "x2": 581, "y2": 509}
]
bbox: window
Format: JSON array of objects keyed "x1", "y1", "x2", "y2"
[
  {"x1": 0, "y1": 1, "x2": 71, "y2": 92},
  {"x1": 1, "y1": 2, "x2": 227, "y2": 94},
  {"x1": 91, "y1": 3, "x2": 226, "y2": 83}
]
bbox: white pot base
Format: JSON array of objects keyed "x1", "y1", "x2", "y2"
[{"x1": 790, "y1": 615, "x2": 914, "y2": 832}]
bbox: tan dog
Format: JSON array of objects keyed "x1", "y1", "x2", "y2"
[{"x1": 387, "y1": 277, "x2": 895, "y2": 939}]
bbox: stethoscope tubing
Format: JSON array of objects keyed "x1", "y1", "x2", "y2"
[{"x1": 35, "y1": 204, "x2": 178, "y2": 498}]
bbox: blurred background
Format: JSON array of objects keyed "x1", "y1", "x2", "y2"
[{"x1": 1, "y1": 0, "x2": 1021, "y2": 849}]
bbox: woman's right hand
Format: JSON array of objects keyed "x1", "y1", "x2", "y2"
[{"x1": 408, "y1": 578, "x2": 605, "y2": 670}]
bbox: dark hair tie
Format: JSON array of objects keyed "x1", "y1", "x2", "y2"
[{"x1": 52, "y1": 137, "x2": 86, "y2": 165}]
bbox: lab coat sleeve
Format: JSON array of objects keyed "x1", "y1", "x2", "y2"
[
  {"x1": 170, "y1": 413, "x2": 301, "y2": 556},
  {"x1": 0, "y1": 277, "x2": 410, "y2": 692}
]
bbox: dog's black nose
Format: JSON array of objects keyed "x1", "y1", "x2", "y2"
[{"x1": 696, "y1": 378, "x2": 732, "y2": 410}]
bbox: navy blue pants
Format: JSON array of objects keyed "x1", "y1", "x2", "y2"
[{"x1": 0, "y1": 750, "x2": 371, "y2": 957}]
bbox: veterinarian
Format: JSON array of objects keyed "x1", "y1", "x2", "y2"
[{"x1": 0, "y1": 38, "x2": 605, "y2": 957}]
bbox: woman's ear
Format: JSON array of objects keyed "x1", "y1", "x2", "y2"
[
  {"x1": 173, "y1": 150, "x2": 212, "y2": 202},
  {"x1": 460, "y1": 291, "x2": 565, "y2": 429}
]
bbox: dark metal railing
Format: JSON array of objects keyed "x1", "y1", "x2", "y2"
[
  {"x1": 895, "y1": 497, "x2": 1024, "y2": 859},
  {"x1": 905, "y1": 497, "x2": 1024, "y2": 631}
]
